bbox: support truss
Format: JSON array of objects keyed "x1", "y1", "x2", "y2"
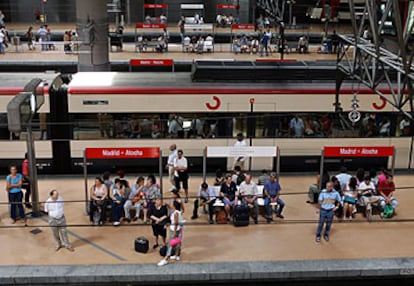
[
  {"x1": 336, "y1": 0, "x2": 414, "y2": 119},
  {"x1": 256, "y1": 0, "x2": 286, "y2": 23}
]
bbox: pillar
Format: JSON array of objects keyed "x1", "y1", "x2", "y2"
[{"x1": 76, "y1": 0, "x2": 110, "y2": 71}]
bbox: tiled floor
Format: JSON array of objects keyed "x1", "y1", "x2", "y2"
[{"x1": 0, "y1": 174, "x2": 413, "y2": 266}]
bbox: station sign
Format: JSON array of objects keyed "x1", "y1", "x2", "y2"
[
  {"x1": 130, "y1": 59, "x2": 173, "y2": 67},
  {"x1": 85, "y1": 147, "x2": 160, "y2": 159},
  {"x1": 135, "y1": 23, "x2": 166, "y2": 29},
  {"x1": 232, "y1": 24, "x2": 255, "y2": 30},
  {"x1": 144, "y1": 4, "x2": 168, "y2": 9},
  {"x1": 217, "y1": 4, "x2": 238, "y2": 9},
  {"x1": 323, "y1": 146, "x2": 394, "y2": 157}
]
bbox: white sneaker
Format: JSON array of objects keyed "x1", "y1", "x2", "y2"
[
  {"x1": 170, "y1": 255, "x2": 180, "y2": 261},
  {"x1": 157, "y1": 259, "x2": 168, "y2": 266},
  {"x1": 113, "y1": 221, "x2": 120, "y2": 226}
]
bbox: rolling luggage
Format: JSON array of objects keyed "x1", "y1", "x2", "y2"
[
  {"x1": 233, "y1": 204, "x2": 250, "y2": 227},
  {"x1": 135, "y1": 237, "x2": 149, "y2": 253}
]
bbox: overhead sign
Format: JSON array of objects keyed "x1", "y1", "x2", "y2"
[
  {"x1": 232, "y1": 24, "x2": 255, "y2": 30},
  {"x1": 85, "y1": 147, "x2": 160, "y2": 159},
  {"x1": 130, "y1": 59, "x2": 173, "y2": 67},
  {"x1": 184, "y1": 23, "x2": 214, "y2": 30},
  {"x1": 323, "y1": 146, "x2": 394, "y2": 157},
  {"x1": 217, "y1": 4, "x2": 238, "y2": 9},
  {"x1": 206, "y1": 146, "x2": 277, "y2": 158},
  {"x1": 181, "y1": 4, "x2": 204, "y2": 9},
  {"x1": 144, "y1": 4, "x2": 168, "y2": 9},
  {"x1": 136, "y1": 23, "x2": 166, "y2": 29}
]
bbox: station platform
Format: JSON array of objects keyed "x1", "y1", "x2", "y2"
[{"x1": 0, "y1": 174, "x2": 414, "y2": 284}]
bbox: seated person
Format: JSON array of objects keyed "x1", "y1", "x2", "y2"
[
  {"x1": 89, "y1": 177, "x2": 108, "y2": 226},
  {"x1": 183, "y1": 36, "x2": 191, "y2": 52},
  {"x1": 263, "y1": 172, "x2": 285, "y2": 222},
  {"x1": 191, "y1": 182, "x2": 216, "y2": 224},
  {"x1": 250, "y1": 37, "x2": 259, "y2": 54},
  {"x1": 377, "y1": 174, "x2": 398, "y2": 212},
  {"x1": 298, "y1": 36, "x2": 308, "y2": 54},
  {"x1": 190, "y1": 35, "x2": 198, "y2": 52},
  {"x1": 343, "y1": 177, "x2": 359, "y2": 221},
  {"x1": 124, "y1": 176, "x2": 145, "y2": 222},
  {"x1": 240, "y1": 35, "x2": 249, "y2": 53},
  {"x1": 109, "y1": 178, "x2": 126, "y2": 226},
  {"x1": 142, "y1": 176, "x2": 161, "y2": 223},
  {"x1": 258, "y1": 169, "x2": 270, "y2": 185},
  {"x1": 232, "y1": 37, "x2": 240, "y2": 54},
  {"x1": 220, "y1": 174, "x2": 237, "y2": 217},
  {"x1": 214, "y1": 169, "x2": 225, "y2": 186},
  {"x1": 236, "y1": 174, "x2": 259, "y2": 224},
  {"x1": 358, "y1": 176, "x2": 381, "y2": 218},
  {"x1": 231, "y1": 165, "x2": 245, "y2": 186},
  {"x1": 307, "y1": 174, "x2": 321, "y2": 203},
  {"x1": 196, "y1": 36, "x2": 204, "y2": 54}
]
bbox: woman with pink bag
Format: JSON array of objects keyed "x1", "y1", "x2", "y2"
[{"x1": 157, "y1": 201, "x2": 184, "y2": 266}]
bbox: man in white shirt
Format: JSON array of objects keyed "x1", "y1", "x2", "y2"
[
  {"x1": 358, "y1": 176, "x2": 381, "y2": 220},
  {"x1": 236, "y1": 174, "x2": 259, "y2": 224},
  {"x1": 44, "y1": 190, "x2": 74, "y2": 252},
  {"x1": 233, "y1": 133, "x2": 247, "y2": 170},
  {"x1": 174, "y1": 149, "x2": 189, "y2": 203},
  {"x1": 335, "y1": 166, "x2": 352, "y2": 190},
  {"x1": 165, "y1": 144, "x2": 177, "y2": 186}
]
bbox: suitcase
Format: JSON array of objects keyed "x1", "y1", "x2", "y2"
[
  {"x1": 135, "y1": 237, "x2": 149, "y2": 253},
  {"x1": 233, "y1": 205, "x2": 250, "y2": 227}
]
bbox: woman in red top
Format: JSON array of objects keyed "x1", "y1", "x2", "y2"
[{"x1": 22, "y1": 153, "x2": 32, "y2": 208}]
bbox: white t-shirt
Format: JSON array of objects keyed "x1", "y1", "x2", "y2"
[
  {"x1": 234, "y1": 139, "x2": 247, "y2": 162},
  {"x1": 170, "y1": 210, "x2": 183, "y2": 231},
  {"x1": 0, "y1": 31, "x2": 4, "y2": 43},
  {"x1": 44, "y1": 196, "x2": 65, "y2": 219},
  {"x1": 239, "y1": 181, "x2": 258, "y2": 197},
  {"x1": 174, "y1": 156, "x2": 188, "y2": 177},
  {"x1": 167, "y1": 149, "x2": 177, "y2": 166}
]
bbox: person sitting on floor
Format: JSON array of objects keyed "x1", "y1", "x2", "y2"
[
  {"x1": 236, "y1": 174, "x2": 259, "y2": 224},
  {"x1": 191, "y1": 182, "x2": 216, "y2": 224}
]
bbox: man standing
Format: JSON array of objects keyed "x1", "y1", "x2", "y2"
[
  {"x1": 191, "y1": 182, "x2": 216, "y2": 224},
  {"x1": 166, "y1": 144, "x2": 177, "y2": 186},
  {"x1": 21, "y1": 153, "x2": 32, "y2": 208},
  {"x1": 174, "y1": 149, "x2": 189, "y2": 203},
  {"x1": 233, "y1": 133, "x2": 247, "y2": 170},
  {"x1": 315, "y1": 182, "x2": 341, "y2": 243},
  {"x1": 44, "y1": 190, "x2": 74, "y2": 252},
  {"x1": 289, "y1": 114, "x2": 304, "y2": 138},
  {"x1": 263, "y1": 172, "x2": 285, "y2": 222},
  {"x1": 236, "y1": 174, "x2": 259, "y2": 224}
]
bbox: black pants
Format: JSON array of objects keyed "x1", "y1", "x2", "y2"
[
  {"x1": 193, "y1": 198, "x2": 215, "y2": 220},
  {"x1": 22, "y1": 177, "x2": 31, "y2": 204},
  {"x1": 89, "y1": 200, "x2": 107, "y2": 223},
  {"x1": 174, "y1": 172, "x2": 189, "y2": 191}
]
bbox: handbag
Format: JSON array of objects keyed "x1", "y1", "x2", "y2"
[
  {"x1": 383, "y1": 204, "x2": 394, "y2": 219},
  {"x1": 344, "y1": 196, "x2": 357, "y2": 204}
]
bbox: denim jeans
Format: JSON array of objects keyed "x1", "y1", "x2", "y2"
[
  {"x1": 264, "y1": 197, "x2": 285, "y2": 217},
  {"x1": 112, "y1": 199, "x2": 125, "y2": 222},
  {"x1": 316, "y1": 208, "x2": 334, "y2": 237},
  {"x1": 9, "y1": 191, "x2": 25, "y2": 220}
]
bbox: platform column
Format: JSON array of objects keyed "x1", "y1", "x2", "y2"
[{"x1": 76, "y1": 0, "x2": 110, "y2": 71}]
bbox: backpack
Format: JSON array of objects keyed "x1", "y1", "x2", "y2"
[{"x1": 383, "y1": 204, "x2": 394, "y2": 219}]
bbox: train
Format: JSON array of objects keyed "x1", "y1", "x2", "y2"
[{"x1": 0, "y1": 71, "x2": 411, "y2": 175}]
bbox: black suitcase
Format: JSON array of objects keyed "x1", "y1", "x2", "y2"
[
  {"x1": 233, "y1": 205, "x2": 250, "y2": 227},
  {"x1": 135, "y1": 237, "x2": 149, "y2": 253}
]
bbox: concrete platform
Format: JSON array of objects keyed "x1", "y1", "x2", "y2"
[{"x1": 0, "y1": 174, "x2": 414, "y2": 285}]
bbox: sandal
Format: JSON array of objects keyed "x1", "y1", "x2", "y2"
[{"x1": 153, "y1": 244, "x2": 159, "y2": 249}]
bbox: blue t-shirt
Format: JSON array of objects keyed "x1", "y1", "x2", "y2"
[
  {"x1": 6, "y1": 173, "x2": 23, "y2": 194},
  {"x1": 318, "y1": 189, "x2": 341, "y2": 210},
  {"x1": 264, "y1": 180, "x2": 281, "y2": 198}
]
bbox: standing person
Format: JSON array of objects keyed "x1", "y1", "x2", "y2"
[
  {"x1": 44, "y1": 190, "x2": 74, "y2": 252},
  {"x1": 157, "y1": 201, "x2": 183, "y2": 266},
  {"x1": 149, "y1": 197, "x2": 169, "y2": 249},
  {"x1": 166, "y1": 144, "x2": 177, "y2": 186},
  {"x1": 25, "y1": 26, "x2": 35, "y2": 50},
  {"x1": 191, "y1": 182, "x2": 216, "y2": 224},
  {"x1": 178, "y1": 16, "x2": 185, "y2": 44},
  {"x1": 315, "y1": 182, "x2": 341, "y2": 243},
  {"x1": 5, "y1": 165, "x2": 26, "y2": 224},
  {"x1": 0, "y1": 28, "x2": 4, "y2": 54},
  {"x1": 21, "y1": 153, "x2": 32, "y2": 208},
  {"x1": 0, "y1": 10, "x2": 5, "y2": 26},
  {"x1": 290, "y1": 114, "x2": 304, "y2": 138},
  {"x1": 263, "y1": 172, "x2": 285, "y2": 222},
  {"x1": 233, "y1": 133, "x2": 247, "y2": 170},
  {"x1": 37, "y1": 25, "x2": 47, "y2": 51},
  {"x1": 174, "y1": 149, "x2": 189, "y2": 203}
]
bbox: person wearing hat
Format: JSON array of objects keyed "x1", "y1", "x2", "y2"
[
  {"x1": 191, "y1": 182, "x2": 216, "y2": 224},
  {"x1": 263, "y1": 172, "x2": 285, "y2": 222}
]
